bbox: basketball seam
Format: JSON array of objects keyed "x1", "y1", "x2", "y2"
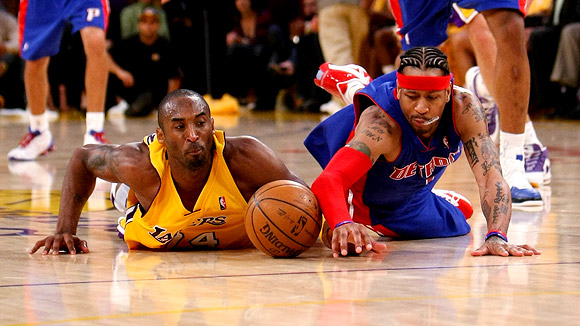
[
  {"x1": 247, "y1": 200, "x2": 277, "y2": 257},
  {"x1": 255, "y1": 198, "x2": 316, "y2": 249}
]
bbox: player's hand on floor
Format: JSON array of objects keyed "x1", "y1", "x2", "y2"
[
  {"x1": 331, "y1": 222, "x2": 386, "y2": 258},
  {"x1": 29, "y1": 234, "x2": 90, "y2": 255},
  {"x1": 471, "y1": 237, "x2": 540, "y2": 257}
]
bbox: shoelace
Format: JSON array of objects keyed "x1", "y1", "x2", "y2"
[
  {"x1": 18, "y1": 130, "x2": 40, "y2": 147},
  {"x1": 90, "y1": 130, "x2": 109, "y2": 144}
]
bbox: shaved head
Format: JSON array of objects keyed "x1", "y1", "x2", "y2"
[{"x1": 158, "y1": 89, "x2": 210, "y2": 130}]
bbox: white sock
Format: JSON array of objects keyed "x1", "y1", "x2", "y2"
[
  {"x1": 500, "y1": 131, "x2": 525, "y2": 159},
  {"x1": 500, "y1": 130, "x2": 530, "y2": 188},
  {"x1": 86, "y1": 112, "x2": 105, "y2": 133},
  {"x1": 524, "y1": 121, "x2": 543, "y2": 146},
  {"x1": 29, "y1": 111, "x2": 49, "y2": 132}
]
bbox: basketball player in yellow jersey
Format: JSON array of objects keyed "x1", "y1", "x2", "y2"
[{"x1": 30, "y1": 89, "x2": 305, "y2": 254}]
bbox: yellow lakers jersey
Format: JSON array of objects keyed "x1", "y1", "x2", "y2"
[{"x1": 118, "y1": 130, "x2": 252, "y2": 250}]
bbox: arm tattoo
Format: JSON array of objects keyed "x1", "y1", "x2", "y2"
[
  {"x1": 362, "y1": 129, "x2": 383, "y2": 143},
  {"x1": 490, "y1": 182, "x2": 510, "y2": 225},
  {"x1": 347, "y1": 141, "x2": 372, "y2": 161},
  {"x1": 374, "y1": 118, "x2": 394, "y2": 135},
  {"x1": 464, "y1": 137, "x2": 479, "y2": 168},
  {"x1": 478, "y1": 133, "x2": 501, "y2": 175},
  {"x1": 494, "y1": 182, "x2": 510, "y2": 209},
  {"x1": 87, "y1": 146, "x2": 119, "y2": 174},
  {"x1": 462, "y1": 100, "x2": 485, "y2": 123},
  {"x1": 481, "y1": 190, "x2": 491, "y2": 218}
]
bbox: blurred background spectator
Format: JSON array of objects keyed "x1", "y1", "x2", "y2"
[
  {"x1": 107, "y1": 7, "x2": 181, "y2": 117},
  {"x1": 0, "y1": 0, "x2": 25, "y2": 110}
]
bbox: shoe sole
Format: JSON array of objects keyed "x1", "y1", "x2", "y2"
[
  {"x1": 526, "y1": 172, "x2": 552, "y2": 188},
  {"x1": 511, "y1": 202, "x2": 544, "y2": 212},
  {"x1": 7, "y1": 143, "x2": 55, "y2": 161}
]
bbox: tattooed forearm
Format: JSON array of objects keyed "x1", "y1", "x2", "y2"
[
  {"x1": 489, "y1": 181, "x2": 510, "y2": 225},
  {"x1": 482, "y1": 197, "x2": 491, "y2": 218},
  {"x1": 478, "y1": 133, "x2": 501, "y2": 174},
  {"x1": 347, "y1": 141, "x2": 372, "y2": 161},
  {"x1": 464, "y1": 137, "x2": 479, "y2": 168}
]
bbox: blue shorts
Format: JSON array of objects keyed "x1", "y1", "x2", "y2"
[
  {"x1": 390, "y1": 0, "x2": 525, "y2": 50},
  {"x1": 19, "y1": 0, "x2": 109, "y2": 60},
  {"x1": 362, "y1": 188, "x2": 471, "y2": 239}
]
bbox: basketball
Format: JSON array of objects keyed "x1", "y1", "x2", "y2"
[{"x1": 245, "y1": 180, "x2": 322, "y2": 257}]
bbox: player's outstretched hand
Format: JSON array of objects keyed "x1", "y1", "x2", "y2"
[
  {"x1": 331, "y1": 222, "x2": 386, "y2": 258},
  {"x1": 29, "y1": 233, "x2": 90, "y2": 255},
  {"x1": 471, "y1": 237, "x2": 540, "y2": 257}
]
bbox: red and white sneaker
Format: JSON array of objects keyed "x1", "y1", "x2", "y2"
[
  {"x1": 7, "y1": 128, "x2": 54, "y2": 161},
  {"x1": 84, "y1": 130, "x2": 109, "y2": 145},
  {"x1": 432, "y1": 189, "x2": 474, "y2": 219},
  {"x1": 314, "y1": 62, "x2": 372, "y2": 105}
]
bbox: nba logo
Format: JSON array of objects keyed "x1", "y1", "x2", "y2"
[{"x1": 219, "y1": 196, "x2": 227, "y2": 210}]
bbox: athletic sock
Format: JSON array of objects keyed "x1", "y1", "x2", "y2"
[
  {"x1": 29, "y1": 111, "x2": 49, "y2": 132},
  {"x1": 86, "y1": 111, "x2": 105, "y2": 133}
]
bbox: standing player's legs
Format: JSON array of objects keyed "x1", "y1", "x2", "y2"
[
  {"x1": 68, "y1": 0, "x2": 109, "y2": 145},
  {"x1": 7, "y1": 58, "x2": 55, "y2": 160},
  {"x1": 7, "y1": 0, "x2": 62, "y2": 161},
  {"x1": 80, "y1": 26, "x2": 109, "y2": 144},
  {"x1": 480, "y1": 9, "x2": 542, "y2": 206},
  {"x1": 465, "y1": 12, "x2": 550, "y2": 188},
  {"x1": 317, "y1": 3, "x2": 368, "y2": 114}
]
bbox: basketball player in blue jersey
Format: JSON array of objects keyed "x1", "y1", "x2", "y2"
[
  {"x1": 387, "y1": 0, "x2": 546, "y2": 206},
  {"x1": 305, "y1": 47, "x2": 540, "y2": 258},
  {"x1": 29, "y1": 89, "x2": 305, "y2": 254},
  {"x1": 8, "y1": 0, "x2": 110, "y2": 161}
]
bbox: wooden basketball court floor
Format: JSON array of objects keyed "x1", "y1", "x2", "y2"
[{"x1": 0, "y1": 108, "x2": 579, "y2": 326}]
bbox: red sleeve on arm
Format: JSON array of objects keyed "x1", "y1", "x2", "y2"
[{"x1": 311, "y1": 146, "x2": 373, "y2": 229}]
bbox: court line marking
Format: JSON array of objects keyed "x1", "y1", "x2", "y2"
[
  {"x1": 1, "y1": 260, "x2": 578, "y2": 289},
  {"x1": 6, "y1": 289, "x2": 580, "y2": 326}
]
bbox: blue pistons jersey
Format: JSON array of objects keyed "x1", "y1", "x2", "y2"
[
  {"x1": 389, "y1": 0, "x2": 526, "y2": 50},
  {"x1": 305, "y1": 73, "x2": 471, "y2": 238},
  {"x1": 19, "y1": 0, "x2": 110, "y2": 60}
]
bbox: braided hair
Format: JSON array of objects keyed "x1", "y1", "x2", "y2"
[{"x1": 397, "y1": 47, "x2": 450, "y2": 76}]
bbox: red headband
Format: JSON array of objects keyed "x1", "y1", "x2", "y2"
[{"x1": 396, "y1": 72, "x2": 452, "y2": 90}]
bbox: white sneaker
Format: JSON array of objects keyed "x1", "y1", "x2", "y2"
[
  {"x1": 107, "y1": 100, "x2": 129, "y2": 116},
  {"x1": 432, "y1": 189, "x2": 473, "y2": 219},
  {"x1": 501, "y1": 152, "x2": 543, "y2": 210},
  {"x1": 314, "y1": 62, "x2": 371, "y2": 105},
  {"x1": 84, "y1": 130, "x2": 109, "y2": 145},
  {"x1": 524, "y1": 143, "x2": 551, "y2": 187},
  {"x1": 320, "y1": 99, "x2": 344, "y2": 115},
  {"x1": 7, "y1": 128, "x2": 54, "y2": 161}
]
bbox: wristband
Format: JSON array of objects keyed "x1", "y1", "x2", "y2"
[
  {"x1": 485, "y1": 229, "x2": 508, "y2": 242},
  {"x1": 335, "y1": 220, "x2": 353, "y2": 228}
]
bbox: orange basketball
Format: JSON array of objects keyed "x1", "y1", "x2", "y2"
[{"x1": 245, "y1": 180, "x2": 322, "y2": 257}]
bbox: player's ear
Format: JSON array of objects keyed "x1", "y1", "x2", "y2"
[
  {"x1": 156, "y1": 127, "x2": 165, "y2": 144},
  {"x1": 395, "y1": 85, "x2": 402, "y2": 100},
  {"x1": 445, "y1": 85, "x2": 451, "y2": 102}
]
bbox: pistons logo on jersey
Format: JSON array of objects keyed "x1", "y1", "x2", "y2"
[
  {"x1": 86, "y1": 8, "x2": 101, "y2": 22},
  {"x1": 219, "y1": 196, "x2": 227, "y2": 210}
]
